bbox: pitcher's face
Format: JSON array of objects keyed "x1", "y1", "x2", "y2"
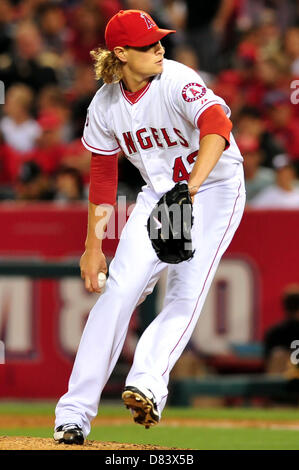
[{"x1": 116, "y1": 41, "x2": 165, "y2": 80}]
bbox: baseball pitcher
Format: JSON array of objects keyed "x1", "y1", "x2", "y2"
[{"x1": 54, "y1": 9, "x2": 246, "y2": 445}]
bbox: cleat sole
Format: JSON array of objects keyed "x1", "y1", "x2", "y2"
[{"x1": 122, "y1": 389, "x2": 159, "y2": 429}]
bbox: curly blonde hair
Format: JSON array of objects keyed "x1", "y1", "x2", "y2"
[{"x1": 90, "y1": 48, "x2": 124, "y2": 84}]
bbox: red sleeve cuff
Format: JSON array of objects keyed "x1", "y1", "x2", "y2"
[
  {"x1": 89, "y1": 152, "x2": 118, "y2": 205},
  {"x1": 197, "y1": 104, "x2": 232, "y2": 150}
]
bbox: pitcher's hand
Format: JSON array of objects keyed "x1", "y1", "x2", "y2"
[{"x1": 80, "y1": 248, "x2": 107, "y2": 293}]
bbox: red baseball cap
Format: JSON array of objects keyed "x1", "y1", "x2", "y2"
[{"x1": 105, "y1": 9, "x2": 176, "y2": 51}]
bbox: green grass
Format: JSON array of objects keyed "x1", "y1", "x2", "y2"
[
  {"x1": 0, "y1": 402, "x2": 57, "y2": 415},
  {"x1": 0, "y1": 401, "x2": 299, "y2": 421},
  {"x1": 89, "y1": 425, "x2": 299, "y2": 450},
  {"x1": 0, "y1": 428, "x2": 52, "y2": 439},
  {"x1": 1, "y1": 402, "x2": 299, "y2": 449}
]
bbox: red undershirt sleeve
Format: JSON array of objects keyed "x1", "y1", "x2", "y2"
[
  {"x1": 197, "y1": 104, "x2": 232, "y2": 150},
  {"x1": 89, "y1": 152, "x2": 118, "y2": 205}
]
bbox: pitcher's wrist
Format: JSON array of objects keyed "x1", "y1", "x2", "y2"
[{"x1": 84, "y1": 238, "x2": 103, "y2": 251}]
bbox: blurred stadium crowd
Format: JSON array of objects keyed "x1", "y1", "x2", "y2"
[{"x1": 0, "y1": 0, "x2": 299, "y2": 206}]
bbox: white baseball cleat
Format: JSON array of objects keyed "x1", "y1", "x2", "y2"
[
  {"x1": 54, "y1": 423, "x2": 84, "y2": 445},
  {"x1": 122, "y1": 385, "x2": 160, "y2": 429}
]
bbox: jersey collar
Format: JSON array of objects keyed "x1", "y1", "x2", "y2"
[{"x1": 120, "y1": 80, "x2": 152, "y2": 105}]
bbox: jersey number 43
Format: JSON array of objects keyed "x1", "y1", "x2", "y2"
[{"x1": 172, "y1": 150, "x2": 198, "y2": 182}]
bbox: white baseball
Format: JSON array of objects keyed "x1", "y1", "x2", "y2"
[{"x1": 97, "y1": 272, "x2": 107, "y2": 288}]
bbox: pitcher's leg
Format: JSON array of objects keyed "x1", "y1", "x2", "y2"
[
  {"x1": 55, "y1": 197, "x2": 165, "y2": 437},
  {"x1": 126, "y1": 175, "x2": 246, "y2": 413}
]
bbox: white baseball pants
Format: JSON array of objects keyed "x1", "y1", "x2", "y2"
[{"x1": 55, "y1": 164, "x2": 246, "y2": 437}]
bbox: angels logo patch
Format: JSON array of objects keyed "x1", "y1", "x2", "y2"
[{"x1": 182, "y1": 83, "x2": 207, "y2": 102}]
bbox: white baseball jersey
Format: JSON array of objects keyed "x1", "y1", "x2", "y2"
[{"x1": 82, "y1": 59, "x2": 243, "y2": 196}]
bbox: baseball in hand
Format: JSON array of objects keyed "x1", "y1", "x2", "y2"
[{"x1": 97, "y1": 272, "x2": 107, "y2": 289}]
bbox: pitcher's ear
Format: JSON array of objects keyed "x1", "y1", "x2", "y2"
[{"x1": 114, "y1": 46, "x2": 128, "y2": 64}]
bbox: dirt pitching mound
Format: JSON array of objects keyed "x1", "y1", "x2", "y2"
[{"x1": 0, "y1": 436, "x2": 178, "y2": 451}]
